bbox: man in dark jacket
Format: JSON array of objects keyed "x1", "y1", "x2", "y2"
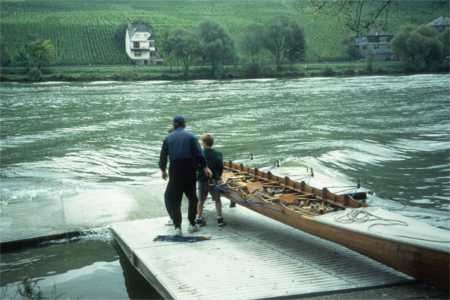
[{"x1": 159, "y1": 116, "x2": 211, "y2": 235}]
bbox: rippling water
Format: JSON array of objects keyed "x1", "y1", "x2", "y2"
[
  {"x1": 1, "y1": 74, "x2": 449, "y2": 298},
  {"x1": 1, "y1": 75, "x2": 450, "y2": 236}
]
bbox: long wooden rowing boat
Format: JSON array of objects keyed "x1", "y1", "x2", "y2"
[{"x1": 221, "y1": 161, "x2": 450, "y2": 290}]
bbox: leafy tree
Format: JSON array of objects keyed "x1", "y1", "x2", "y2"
[
  {"x1": 263, "y1": 18, "x2": 306, "y2": 71},
  {"x1": 165, "y1": 29, "x2": 200, "y2": 77},
  {"x1": 438, "y1": 28, "x2": 449, "y2": 59},
  {"x1": 347, "y1": 43, "x2": 362, "y2": 60},
  {"x1": 198, "y1": 20, "x2": 236, "y2": 76},
  {"x1": 0, "y1": 45, "x2": 12, "y2": 66},
  {"x1": 241, "y1": 23, "x2": 265, "y2": 64},
  {"x1": 18, "y1": 39, "x2": 56, "y2": 69},
  {"x1": 393, "y1": 25, "x2": 443, "y2": 71},
  {"x1": 416, "y1": 25, "x2": 439, "y2": 38},
  {"x1": 115, "y1": 23, "x2": 128, "y2": 53},
  {"x1": 0, "y1": 34, "x2": 12, "y2": 66},
  {"x1": 285, "y1": 21, "x2": 306, "y2": 63}
]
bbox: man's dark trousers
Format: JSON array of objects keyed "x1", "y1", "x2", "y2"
[{"x1": 164, "y1": 159, "x2": 198, "y2": 228}]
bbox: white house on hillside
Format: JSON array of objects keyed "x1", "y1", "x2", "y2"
[{"x1": 125, "y1": 22, "x2": 162, "y2": 65}]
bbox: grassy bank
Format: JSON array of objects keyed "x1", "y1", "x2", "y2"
[
  {"x1": 1, "y1": 61, "x2": 433, "y2": 82},
  {"x1": 1, "y1": 0, "x2": 447, "y2": 65}
]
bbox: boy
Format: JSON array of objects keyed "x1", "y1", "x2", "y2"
[{"x1": 196, "y1": 134, "x2": 226, "y2": 227}]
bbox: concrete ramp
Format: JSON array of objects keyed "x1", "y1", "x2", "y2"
[{"x1": 111, "y1": 205, "x2": 411, "y2": 299}]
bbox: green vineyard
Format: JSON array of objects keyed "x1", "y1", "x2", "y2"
[{"x1": 0, "y1": 0, "x2": 447, "y2": 66}]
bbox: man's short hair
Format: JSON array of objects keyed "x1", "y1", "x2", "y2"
[
  {"x1": 173, "y1": 115, "x2": 185, "y2": 128},
  {"x1": 201, "y1": 134, "x2": 214, "y2": 147}
]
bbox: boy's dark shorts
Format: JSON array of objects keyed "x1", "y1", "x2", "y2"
[{"x1": 198, "y1": 179, "x2": 221, "y2": 202}]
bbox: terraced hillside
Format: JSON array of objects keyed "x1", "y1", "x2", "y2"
[{"x1": 0, "y1": 0, "x2": 447, "y2": 65}]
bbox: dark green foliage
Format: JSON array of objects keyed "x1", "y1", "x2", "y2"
[
  {"x1": 198, "y1": 20, "x2": 236, "y2": 76},
  {"x1": 27, "y1": 67, "x2": 42, "y2": 81},
  {"x1": 285, "y1": 22, "x2": 306, "y2": 63},
  {"x1": 115, "y1": 23, "x2": 128, "y2": 53},
  {"x1": 366, "y1": 49, "x2": 374, "y2": 72},
  {"x1": 263, "y1": 18, "x2": 306, "y2": 71},
  {"x1": 393, "y1": 25, "x2": 444, "y2": 71},
  {"x1": 438, "y1": 28, "x2": 449, "y2": 58},
  {"x1": 321, "y1": 67, "x2": 335, "y2": 76},
  {"x1": 242, "y1": 61, "x2": 263, "y2": 77},
  {"x1": 241, "y1": 23, "x2": 265, "y2": 63},
  {"x1": 343, "y1": 68, "x2": 356, "y2": 76},
  {"x1": 347, "y1": 43, "x2": 362, "y2": 61},
  {"x1": 416, "y1": 25, "x2": 439, "y2": 38},
  {"x1": 0, "y1": 46, "x2": 12, "y2": 66},
  {"x1": 165, "y1": 28, "x2": 200, "y2": 76},
  {"x1": 20, "y1": 39, "x2": 56, "y2": 69}
]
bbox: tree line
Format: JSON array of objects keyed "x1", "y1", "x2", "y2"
[
  {"x1": 160, "y1": 19, "x2": 306, "y2": 77},
  {"x1": 1, "y1": 38, "x2": 55, "y2": 80},
  {"x1": 392, "y1": 25, "x2": 449, "y2": 72},
  {"x1": 1, "y1": 17, "x2": 448, "y2": 80}
]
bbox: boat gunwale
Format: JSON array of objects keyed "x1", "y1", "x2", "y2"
[{"x1": 224, "y1": 161, "x2": 364, "y2": 209}]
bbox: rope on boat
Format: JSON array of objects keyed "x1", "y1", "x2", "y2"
[
  {"x1": 335, "y1": 209, "x2": 408, "y2": 228},
  {"x1": 335, "y1": 209, "x2": 450, "y2": 244}
]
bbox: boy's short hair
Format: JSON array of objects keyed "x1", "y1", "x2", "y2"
[{"x1": 201, "y1": 134, "x2": 214, "y2": 147}]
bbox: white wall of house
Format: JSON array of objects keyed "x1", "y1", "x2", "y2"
[{"x1": 125, "y1": 30, "x2": 151, "y2": 62}]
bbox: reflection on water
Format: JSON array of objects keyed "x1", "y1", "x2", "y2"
[
  {"x1": 0, "y1": 235, "x2": 161, "y2": 299},
  {"x1": 115, "y1": 241, "x2": 163, "y2": 300}
]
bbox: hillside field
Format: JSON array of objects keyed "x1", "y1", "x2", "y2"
[{"x1": 0, "y1": 0, "x2": 448, "y2": 66}]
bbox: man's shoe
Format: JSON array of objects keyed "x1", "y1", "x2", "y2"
[
  {"x1": 174, "y1": 227, "x2": 182, "y2": 236},
  {"x1": 230, "y1": 202, "x2": 236, "y2": 208},
  {"x1": 217, "y1": 217, "x2": 226, "y2": 227},
  {"x1": 188, "y1": 224, "x2": 199, "y2": 233},
  {"x1": 196, "y1": 217, "x2": 207, "y2": 227}
]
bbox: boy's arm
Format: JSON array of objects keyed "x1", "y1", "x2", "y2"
[{"x1": 192, "y1": 135, "x2": 212, "y2": 178}]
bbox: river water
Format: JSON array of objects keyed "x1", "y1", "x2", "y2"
[{"x1": 1, "y1": 75, "x2": 449, "y2": 298}]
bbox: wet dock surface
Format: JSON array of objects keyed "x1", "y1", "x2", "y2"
[{"x1": 111, "y1": 205, "x2": 413, "y2": 299}]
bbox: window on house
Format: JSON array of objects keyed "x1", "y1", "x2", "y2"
[
  {"x1": 135, "y1": 51, "x2": 141, "y2": 57},
  {"x1": 133, "y1": 41, "x2": 139, "y2": 49}
]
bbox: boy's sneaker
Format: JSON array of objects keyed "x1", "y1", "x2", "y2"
[
  {"x1": 188, "y1": 224, "x2": 199, "y2": 233},
  {"x1": 217, "y1": 217, "x2": 226, "y2": 227},
  {"x1": 196, "y1": 217, "x2": 207, "y2": 227},
  {"x1": 174, "y1": 227, "x2": 182, "y2": 236}
]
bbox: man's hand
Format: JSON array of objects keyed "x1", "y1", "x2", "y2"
[
  {"x1": 162, "y1": 170, "x2": 168, "y2": 181},
  {"x1": 204, "y1": 167, "x2": 212, "y2": 178}
]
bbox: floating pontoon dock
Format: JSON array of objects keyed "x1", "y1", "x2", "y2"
[{"x1": 111, "y1": 205, "x2": 412, "y2": 299}]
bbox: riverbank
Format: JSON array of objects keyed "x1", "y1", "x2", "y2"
[{"x1": 3, "y1": 61, "x2": 447, "y2": 83}]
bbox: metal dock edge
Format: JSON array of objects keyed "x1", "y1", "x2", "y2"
[
  {"x1": 111, "y1": 204, "x2": 412, "y2": 300},
  {"x1": 111, "y1": 227, "x2": 173, "y2": 299}
]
